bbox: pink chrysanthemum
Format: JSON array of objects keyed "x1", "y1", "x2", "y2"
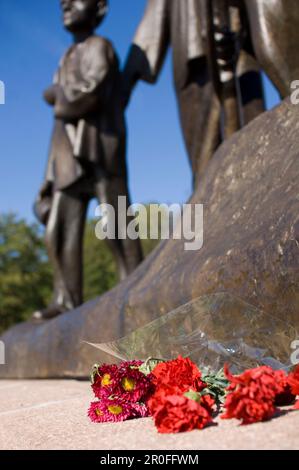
[
  {"x1": 88, "y1": 399, "x2": 136, "y2": 423},
  {"x1": 116, "y1": 361, "x2": 154, "y2": 402},
  {"x1": 88, "y1": 401, "x2": 106, "y2": 423},
  {"x1": 131, "y1": 402, "x2": 151, "y2": 418},
  {"x1": 92, "y1": 364, "x2": 118, "y2": 399}
]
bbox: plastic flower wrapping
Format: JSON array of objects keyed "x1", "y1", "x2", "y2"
[
  {"x1": 87, "y1": 292, "x2": 297, "y2": 373},
  {"x1": 86, "y1": 293, "x2": 299, "y2": 432}
]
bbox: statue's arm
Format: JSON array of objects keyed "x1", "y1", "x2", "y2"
[
  {"x1": 122, "y1": 0, "x2": 170, "y2": 105},
  {"x1": 43, "y1": 70, "x2": 60, "y2": 107},
  {"x1": 54, "y1": 39, "x2": 113, "y2": 120},
  {"x1": 54, "y1": 86, "x2": 101, "y2": 120}
]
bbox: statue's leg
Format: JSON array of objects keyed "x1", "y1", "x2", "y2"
[
  {"x1": 245, "y1": 0, "x2": 299, "y2": 98},
  {"x1": 95, "y1": 177, "x2": 143, "y2": 282},
  {"x1": 177, "y1": 54, "x2": 264, "y2": 186},
  {"x1": 33, "y1": 189, "x2": 88, "y2": 320},
  {"x1": 238, "y1": 50, "x2": 265, "y2": 125},
  {"x1": 176, "y1": 57, "x2": 221, "y2": 187}
]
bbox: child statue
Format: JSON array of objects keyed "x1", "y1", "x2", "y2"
[{"x1": 34, "y1": 0, "x2": 143, "y2": 320}]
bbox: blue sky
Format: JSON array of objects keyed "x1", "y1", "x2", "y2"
[{"x1": 0, "y1": 0, "x2": 281, "y2": 221}]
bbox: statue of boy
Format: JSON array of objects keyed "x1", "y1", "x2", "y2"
[{"x1": 34, "y1": 0, "x2": 143, "y2": 320}]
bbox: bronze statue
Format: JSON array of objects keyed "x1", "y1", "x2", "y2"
[
  {"x1": 205, "y1": 0, "x2": 242, "y2": 138},
  {"x1": 243, "y1": 0, "x2": 299, "y2": 99},
  {"x1": 2, "y1": 0, "x2": 299, "y2": 379},
  {"x1": 123, "y1": 0, "x2": 265, "y2": 185},
  {"x1": 33, "y1": 0, "x2": 143, "y2": 320},
  {"x1": 205, "y1": 0, "x2": 299, "y2": 134}
]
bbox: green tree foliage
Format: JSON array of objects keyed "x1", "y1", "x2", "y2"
[
  {"x1": 0, "y1": 207, "x2": 162, "y2": 333},
  {"x1": 0, "y1": 214, "x2": 52, "y2": 334}
]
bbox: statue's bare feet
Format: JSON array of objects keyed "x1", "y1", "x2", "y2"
[{"x1": 32, "y1": 304, "x2": 66, "y2": 321}]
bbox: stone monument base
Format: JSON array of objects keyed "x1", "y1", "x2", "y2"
[{"x1": 1, "y1": 99, "x2": 298, "y2": 378}]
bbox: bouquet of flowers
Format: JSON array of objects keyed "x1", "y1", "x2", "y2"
[
  {"x1": 88, "y1": 356, "x2": 299, "y2": 433},
  {"x1": 87, "y1": 293, "x2": 299, "y2": 433}
]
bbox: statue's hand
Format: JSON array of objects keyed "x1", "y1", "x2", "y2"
[
  {"x1": 43, "y1": 85, "x2": 58, "y2": 106},
  {"x1": 38, "y1": 181, "x2": 53, "y2": 200},
  {"x1": 34, "y1": 181, "x2": 53, "y2": 226}
]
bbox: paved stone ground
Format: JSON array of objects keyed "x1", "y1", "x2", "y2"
[{"x1": 0, "y1": 380, "x2": 299, "y2": 450}]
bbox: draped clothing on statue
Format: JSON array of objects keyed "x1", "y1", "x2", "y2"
[
  {"x1": 45, "y1": 36, "x2": 127, "y2": 192},
  {"x1": 131, "y1": 0, "x2": 207, "y2": 90}
]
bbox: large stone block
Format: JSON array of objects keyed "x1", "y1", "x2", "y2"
[{"x1": 1, "y1": 98, "x2": 298, "y2": 378}]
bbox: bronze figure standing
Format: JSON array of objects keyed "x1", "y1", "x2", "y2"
[
  {"x1": 207, "y1": 0, "x2": 299, "y2": 134},
  {"x1": 123, "y1": 0, "x2": 265, "y2": 185},
  {"x1": 34, "y1": 0, "x2": 143, "y2": 320}
]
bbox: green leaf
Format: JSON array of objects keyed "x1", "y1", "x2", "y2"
[
  {"x1": 90, "y1": 364, "x2": 100, "y2": 384},
  {"x1": 201, "y1": 367, "x2": 229, "y2": 404},
  {"x1": 138, "y1": 357, "x2": 165, "y2": 376},
  {"x1": 184, "y1": 390, "x2": 201, "y2": 402}
]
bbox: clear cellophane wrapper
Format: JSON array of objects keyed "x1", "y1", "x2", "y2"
[{"x1": 87, "y1": 292, "x2": 297, "y2": 373}]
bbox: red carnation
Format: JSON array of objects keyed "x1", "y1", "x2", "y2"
[
  {"x1": 287, "y1": 365, "x2": 299, "y2": 395},
  {"x1": 287, "y1": 365, "x2": 299, "y2": 409},
  {"x1": 274, "y1": 369, "x2": 295, "y2": 407},
  {"x1": 148, "y1": 383, "x2": 182, "y2": 417},
  {"x1": 151, "y1": 356, "x2": 206, "y2": 393},
  {"x1": 152, "y1": 393, "x2": 214, "y2": 434},
  {"x1": 148, "y1": 355, "x2": 215, "y2": 434},
  {"x1": 221, "y1": 365, "x2": 286, "y2": 425}
]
